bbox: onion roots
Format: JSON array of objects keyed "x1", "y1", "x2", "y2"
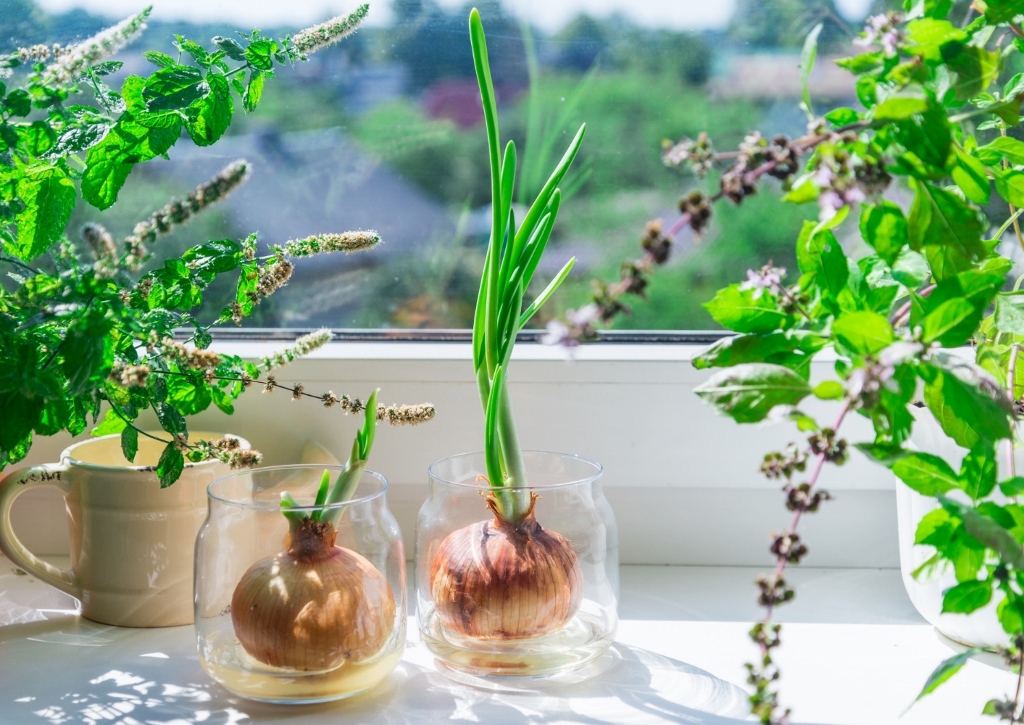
[
  {"x1": 232, "y1": 517, "x2": 395, "y2": 671},
  {"x1": 430, "y1": 493, "x2": 582, "y2": 639}
]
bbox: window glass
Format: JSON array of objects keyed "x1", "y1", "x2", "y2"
[{"x1": 13, "y1": 0, "x2": 875, "y2": 330}]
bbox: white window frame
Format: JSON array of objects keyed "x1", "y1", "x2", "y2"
[{"x1": 11, "y1": 334, "x2": 899, "y2": 569}]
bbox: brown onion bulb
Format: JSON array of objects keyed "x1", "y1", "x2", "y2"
[
  {"x1": 430, "y1": 493, "x2": 582, "y2": 639},
  {"x1": 231, "y1": 518, "x2": 395, "y2": 670}
]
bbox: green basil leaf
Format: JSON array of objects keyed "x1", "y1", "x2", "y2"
[
  {"x1": 915, "y1": 508, "x2": 956, "y2": 547},
  {"x1": 832, "y1": 311, "x2": 893, "y2": 354},
  {"x1": 694, "y1": 363, "x2": 813, "y2": 424},
  {"x1": 924, "y1": 356, "x2": 1012, "y2": 445},
  {"x1": 994, "y1": 169, "x2": 1024, "y2": 208},
  {"x1": 703, "y1": 285, "x2": 790, "y2": 334},
  {"x1": 941, "y1": 580, "x2": 992, "y2": 614},
  {"x1": 891, "y1": 453, "x2": 960, "y2": 496},
  {"x1": 920, "y1": 298, "x2": 984, "y2": 347},
  {"x1": 913, "y1": 649, "x2": 985, "y2": 702},
  {"x1": 976, "y1": 136, "x2": 1024, "y2": 166},
  {"x1": 951, "y1": 147, "x2": 990, "y2": 205},
  {"x1": 859, "y1": 201, "x2": 908, "y2": 265},
  {"x1": 960, "y1": 442, "x2": 996, "y2": 500}
]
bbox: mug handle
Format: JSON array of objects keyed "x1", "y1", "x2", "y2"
[{"x1": 0, "y1": 462, "x2": 80, "y2": 599}]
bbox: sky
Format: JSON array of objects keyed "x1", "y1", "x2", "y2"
[{"x1": 33, "y1": 0, "x2": 875, "y2": 33}]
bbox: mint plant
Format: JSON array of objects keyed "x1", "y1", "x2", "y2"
[
  {"x1": 0, "y1": 4, "x2": 433, "y2": 486},
  {"x1": 561, "y1": 1, "x2": 1024, "y2": 722}
]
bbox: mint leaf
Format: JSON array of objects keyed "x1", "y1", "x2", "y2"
[
  {"x1": 243, "y1": 69, "x2": 265, "y2": 112},
  {"x1": 156, "y1": 441, "x2": 185, "y2": 487},
  {"x1": 13, "y1": 166, "x2": 75, "y2": 260},
  {"x1": 121, "y1": 425, "x2": 139, "y2": 462},
  {"x1": 186, "y1": 72, "x2": 233, "y2": 147}
]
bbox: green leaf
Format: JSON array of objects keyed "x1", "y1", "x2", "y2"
[
  {"x1": 982, "y1": 0, "x2": 1022, "y2": 24},
  {"x1": 991, "y1": 293, "x2": 1024, "y2": 337},
  {"x1": 976, "y1": 137, "x2": 1024, "y2": 166},
  {"x1": 874, "y1": 93, "x2": 930, "y2": 120},
  {"x1": 3, "y1": 89, "x2": 30, "y2": 116},
  {"x1": 797, "y1": 222, "x2": 848, "y2": 302},
  {"x1": 994, "y1": 169, "x2": 1024, "y2": 208},
  {"x1": 186, "y1": 72, "x2": 232, "y2": 147},
  {"x1": 13, "y1": 166, "x2": 76, "y2": 260},
  {"x1": 914, "y1": 649, "x2": 984, "y2": 702},
  {"x1": 920, "y1": 298, "x2": 984, "y2": 347},
  {"x1": 704, "y1": 285, "x2": 790, "y2": 334},
  {"x1": 941, "y1": 580, "x2": 992, "y2": 614},
  {"x1": 694, "y1": 363, "x2": 813, "y2": 424},
  {"x1": 946, "y1": 45, "x2": 1000, "y2": 100},
  {"x1": 143, "y1": 65, "x2": 208, "y2": 112},
  {"x1": 960, "y1": 442, "x2": 996, "y2": 500},
  {"x1": 905, "y1": 18, "x2": 966, "y2": 61},
  {"x1": 90, "y1": 408, "x2": 127, "y2": 437},
  {"x1": 692, "y1": 332, "x2": 825, "y2": 374},
  {"x1": 891, "y1": 453, "x2": 960, "y2": 496},
  {"x1": 156, "y1": 442, "x2": 185, "y2": 488},
  {"x1": 812, "y1": 380, "x2": 845, "y2": 400},
  {"x1": 894, "y1": 105, "x2": 952, "y2": 176},
  {"x1": 915, "y1": 508, "x2": 956, "y2": 547},
  {"x1": 243, "y1": 70, "x2": 264, "y2": 112},
  {"x1": 155, "y1": 402, "x2": 187, "y2": 436},
  {"x1": 998, "y1": 597, "x2": 1024, "y2": 635},
  {"x1": 891, "y1": 249, "x2": 931, "y2": 287},
  {"x1": 166, "y1": 374, "x2": 212, "y2": 416},
  {"x1": 82, "y1": 120, "x2": 180, "y2": 210},
  {"x1": 121, "y1": 425, "x2": 138, "y2": 462},
  {"x1": 908, "y1": 182, "x2": 986, "y2": 280},
  {"x1": 1001, "y1": 477, "x2": 1024, "y2": 497},
  {"x1": 951, "y1": 147, "x2": 990, "y2": 205},
  {"x1": 859, "y1": 201, "x2": 908, "y2": 265},
  {"x1": 942, "y1": 496, "x2": 1024, "y2": 570},
  {"x1": 799, "y1": 24, "x2": 822, "y2": 117},
  {"x1": 143, "y1": 51, "x2": 176, "y2": 68},
  {"x1": 176, "y1": 38, "x2": 211, "y2": 67},
  {"x1": 824, "y1": 107, "x2": 860, "y2": 126},
  {"x1": 832, "y1": 311, "x2": 893, "y2": 354},
  {"x1": 212, "y1": 36, "x2": 247, "y2": 61},
  {"x1": 924, "y1": 356, "x2": 1012, "y2": 445},
  {"x1": 245, "y1": 39, "x2": 278, "y2": 71}
]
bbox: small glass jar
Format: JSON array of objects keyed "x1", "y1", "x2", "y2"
[
  {"x1": 416, "y1": 451, "x2": 618, "y2": 677},
  {"x1": 194, "y1": 465, "x2": 405, "y2": 703}
]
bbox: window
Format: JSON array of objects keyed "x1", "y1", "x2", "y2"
[{"x1": 13, "y1": 0, "x2": 867, "y2": 331}]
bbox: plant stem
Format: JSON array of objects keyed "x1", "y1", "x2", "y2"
[
  {"x1": 1001, "y1": 128, "x2": 1024, "y2": 254},
  {"x1": 107, "y1": 401, "x2": 174, "y2": 446},
  {"x1": 1010, "y1": 344, "x2": 1020, "y2": 481},
  {"x1": 0, "y1": 256, "x2": 41, "y2": 276}
]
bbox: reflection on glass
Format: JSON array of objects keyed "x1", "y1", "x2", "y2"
[{"x1": 13, "y1": 0, "x2": 874, "y2": 329}]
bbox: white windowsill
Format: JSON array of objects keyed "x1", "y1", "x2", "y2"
[{"x1": 0, "y1": 555, "x2": 1008, "y2": 725}]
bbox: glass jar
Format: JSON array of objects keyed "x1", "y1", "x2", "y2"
[
  {"x1": 194, "y1": 465, "x2": 405, "y2": 703},
  {"x1": 416, "y1": 451, "x2": 618, "y2": 677}
]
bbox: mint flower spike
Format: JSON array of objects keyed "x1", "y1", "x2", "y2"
[
  {"x1": 42, "y1": 6, "x2": 151, "y2": 85},
  {"x1": 260, "y1": 329, "x2": 332, "y2": 371},
  {"x1": 124, "y1": 159, "x2": 251, "y2": 269},
  {"x1": 278, "y1": 231, "x2": 381, "y2": 257},
  {"x1": 291, "y1": 4, "x2": 370, "y2": 56}
]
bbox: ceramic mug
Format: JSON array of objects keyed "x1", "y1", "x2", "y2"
[{"x1": 0, "y1": 432, "x2": 249, "y2": 628}]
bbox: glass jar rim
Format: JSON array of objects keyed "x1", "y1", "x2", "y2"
[
  {"x1": 207, "y1": 464, "x2": 388, "y2": 510},
  {"x1": 427, "y1": 450, "x2": 602, "y2": 491},
  {"x1": 61, "y1": 432, "x2": 251, "y2": 472}
]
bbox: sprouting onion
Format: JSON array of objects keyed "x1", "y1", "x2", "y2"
[
  {"x1": 429, "y1": 8, "x2": 586, "y2": 640},
  {"x1": 231, "y1": 390, "x2": 396, "y2": 670}
]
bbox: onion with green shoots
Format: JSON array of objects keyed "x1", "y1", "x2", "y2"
[
  {"x1": 231, "y1": 390, "x2": 395, "y2": 670},
  {"x1": 429, "y1": 8, "x2": 587, "y2": 641}
]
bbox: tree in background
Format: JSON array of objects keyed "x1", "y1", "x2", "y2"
[{"x1": 728, "y1": 0, "x2": 850, "y2": 52}]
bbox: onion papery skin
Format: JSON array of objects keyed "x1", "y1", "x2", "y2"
[
  {"x1": 231, "y1": 519, "x2": 395, "y2": 671},
  {"x1": 429, "y1": 497, "x2": 582, "y2": 639}
]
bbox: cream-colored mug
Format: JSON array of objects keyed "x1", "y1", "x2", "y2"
[{"x1": 0, "y1": 432, "x2": 249, "y2": 627}]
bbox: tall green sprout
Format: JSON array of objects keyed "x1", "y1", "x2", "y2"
[{"x1": 468, "y1": 8, "x2": 585, "y2": 523}]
